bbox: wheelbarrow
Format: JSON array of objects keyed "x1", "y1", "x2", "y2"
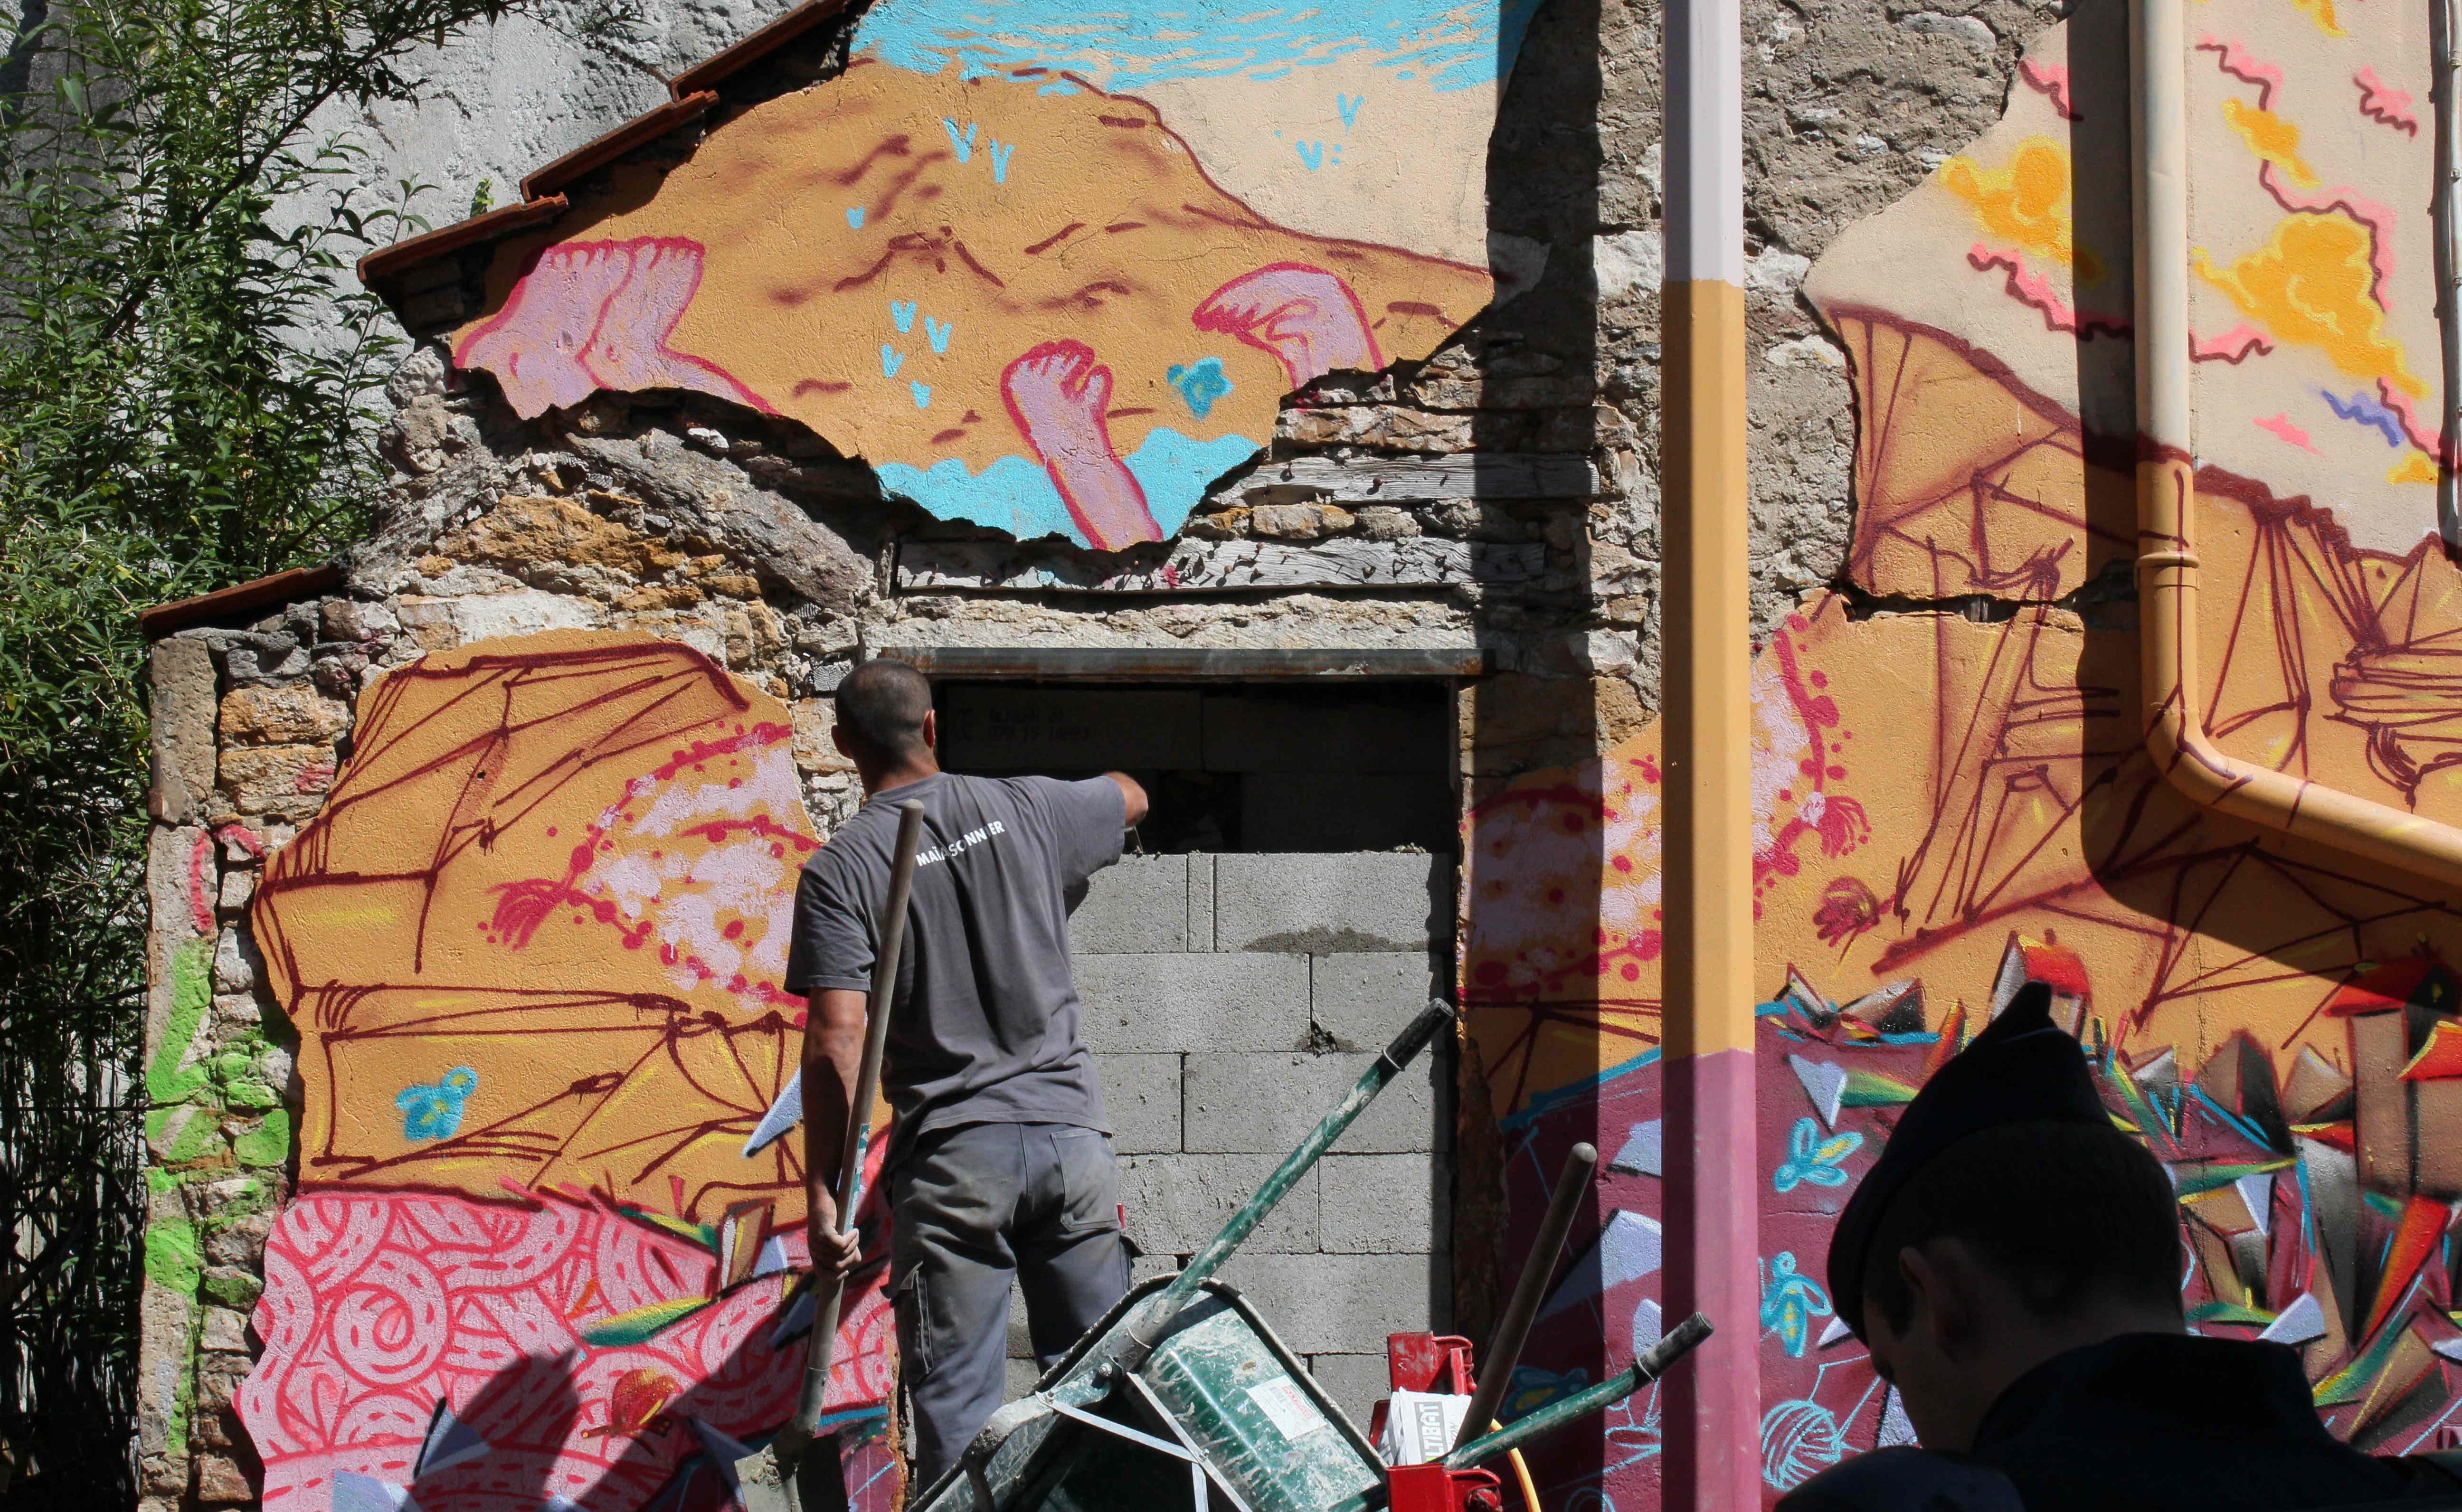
[{"x1": 742, "y1": 998, "x2": 1708, "y2": 1511}]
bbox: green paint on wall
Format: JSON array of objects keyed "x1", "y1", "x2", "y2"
[
  {"x1": 233, "y1": 1108, "x2": 291, "y2": 1168},
  {"x1": 148, "y1": 938, "x2": 213, "y2": 1105},
  {"x1": 145, "y1": 1219, "x2": 201, "y2": 1297}
]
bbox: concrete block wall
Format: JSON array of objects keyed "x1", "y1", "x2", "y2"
[{"x1": 997, "y1": 852, "x2": 1454, "y2": 1425}]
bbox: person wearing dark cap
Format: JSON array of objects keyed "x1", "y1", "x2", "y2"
[{"x1": 1778, "y1": 983, "x2": 2434, "y2": 1512}]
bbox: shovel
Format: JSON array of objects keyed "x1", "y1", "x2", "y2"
[{"x1": 738, "y1": 797, "x2": 928, "y2": 1512}]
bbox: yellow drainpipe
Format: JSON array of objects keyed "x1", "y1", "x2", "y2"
[
  {"x1": 1659, "y1": 0, "x2": 1761, "y2": 1501},
  {"x1": 2133, "y1": 0, "x2": 2462, "y2": 889}
]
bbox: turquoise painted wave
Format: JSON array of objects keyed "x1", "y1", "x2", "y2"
[
  {"x1": 855, "y1": 0, "x2": 1545, "y2": 95},
  {"x1": 874, "y1": 427, "x2": 1263, "y2": 546}
]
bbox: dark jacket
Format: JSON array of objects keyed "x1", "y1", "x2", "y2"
[{"x1": 1780, "y1": 1334, "x2": 2436, "y2": 1512}]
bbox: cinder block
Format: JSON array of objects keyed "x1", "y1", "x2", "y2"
[
  {"x1": 1314, "y1": 954, "x2": 1440, "y2": 1051},
  {"x1": 1077, "y1": 953, "x2": 1309, "y2": 1053},
  {"x1": 1120, "y1": 1153, "x2": 1318, "y2": 1254},
  {"x1": 941, "y1": 686, "x2": 1202, "y2": 770},
  {"x1": 1132, "y1": 1254, "x2": 1180, "y2": 1287},
  {"x1": 1320, "y1": 1154, "x2": 1452, "y2": 1255},
  {"x1": 1183, "y1": 1052, "x2": 1440, "y2": 1155},
  {"x1": 1215, "y1": 854, "x2": 1451, "y2": 953},
  {"x1": 1094, "y1": 1052, "x2": 1182, "y2": 1154},
  {"x1": 1190, "y1": 853, "x2": 1216, "y2": 951},
  {"x1": 1307, "y1": 1353, "x2": 1396, "y2": 1430},
  {"x1": 1240, "y1": 773, "x2": 1456, "y2": 853},
  {"x1": 1070, "y1": 855, "x2": 1188, "y2": 953},
  {"x1": 1214, "y1": 1252, "x2": 1438, "y2": 1354}
]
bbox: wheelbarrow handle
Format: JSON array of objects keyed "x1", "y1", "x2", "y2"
[
  {"x1": 1453, "y1": 1140, "x2": 1599, "y2": 1450},
  {"x1": 1444, "y1": 1312, "x2": 1714, "y2": 1472},
  {"x1": 1113, "y1": 997, "x2": 1456, "y2": 1372}
]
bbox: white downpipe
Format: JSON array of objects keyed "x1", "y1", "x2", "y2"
[
  {"x1": 1663, "y1": 0, "x2": 1745, "y2": 285},
  {"x1": 1659, "y1": 0, "x2": 1758, "y2": 1506},
  {"x1": 2132, "y1": 0, "x2": 2191, "y2": 463}
]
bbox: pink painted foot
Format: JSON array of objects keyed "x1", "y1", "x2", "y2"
[
  {"x1": 455, "y1": 242, "x2": 634, "y2": 415},
  {"x1": 455, "y1": 236, "x2": 769, "y2": 417},
  {"x1": 1193, "y1": 262, "x2": 1383, "y2": 388},
  {"x1": 1001, "y1": 340, "x2": 1162, "y2": 549}
]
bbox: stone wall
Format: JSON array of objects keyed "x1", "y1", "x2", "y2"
[
  {"x1": 133, "y1": 0, "x2": 2091, "y2": 1501},
  {"x1": 133, "y1": 474, "x2": 880, "y2": 1506}
]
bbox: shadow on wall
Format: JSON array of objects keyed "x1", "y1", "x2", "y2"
[
  {"x1": 266, "y1": 1184, "x2": 902, "y2": 1512},
  {"x1": 1455, "y1": 0, "x2": 2462, "y2": 1499},
  {"x1": 1457, "y1": 0, "x2": 1610, "y2": 1493}
]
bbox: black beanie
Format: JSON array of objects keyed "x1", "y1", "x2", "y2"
[{"x1": 1826, "y1": 982, "x2": 2109, "y2": 1337}]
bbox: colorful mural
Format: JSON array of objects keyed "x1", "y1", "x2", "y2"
[
  {"x1": 1461, "y1": 0, "x2": 2462, "y2": 1504},
  {"x1": 451, "y1": 0, "x2": 1543, "y2": 549},
  {"x1": 237, "y1": 633, "x2": 897, "y2": 1512}
]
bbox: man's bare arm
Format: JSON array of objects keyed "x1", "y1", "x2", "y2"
[
  {"x1": 802, "y1": 986, "x2": 869, "y2": 1274},
  {"x1": 1105, "y1": 771, "x2": 1150, "y2": 828}
]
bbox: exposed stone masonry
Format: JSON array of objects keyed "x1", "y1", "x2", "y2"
[{"x1": 139, "y1": 0, "x2": 2073, "y2": 1500}]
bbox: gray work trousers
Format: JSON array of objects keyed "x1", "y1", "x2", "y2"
[{"x1": 890, "y1": 1121, "x2": 1130, "y2": 1488}]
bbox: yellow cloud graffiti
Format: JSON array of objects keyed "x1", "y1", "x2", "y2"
[
  {"x1": 2222, "y1": 98, "x2": 2318, "y2": 188},
  {"x1": 1940, "y1": 137, "x2": 2102, "y2": 283},
  {"x1": 2290, "y1": 0, "x2": 2346, "y2": 35},
  {"x1": 2194, "y1": 211, "x2": 2424, "y2": 398},
  {"x1": 2390, "y1": 453, "x2": 2440, "y2": 485}
]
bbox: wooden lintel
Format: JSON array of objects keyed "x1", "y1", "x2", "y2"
[{"x1": 1229, "y1": 453, "x2": 1599, "y2": 505}]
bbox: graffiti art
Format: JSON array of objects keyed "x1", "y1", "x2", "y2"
[
  {"x1": 237, "y1": 632, "x2": 898, "y2": 1512},
  {"x1": 449, "y1": 0, "x2": 1548, "y2": 549},
  {"x1": 1463, "y1": 0, "x2": 2462, "y2": 1502}
]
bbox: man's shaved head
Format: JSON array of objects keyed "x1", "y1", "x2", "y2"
[{"x1": 835, "y1": 658, "x2": 933, "y2": 761}]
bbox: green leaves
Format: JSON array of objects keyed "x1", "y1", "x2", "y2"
[{"x1": 0, "y1": 0, "x2": 594, "y2": 1018}]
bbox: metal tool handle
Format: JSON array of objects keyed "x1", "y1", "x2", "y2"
[
  {"x1": 1443, "y1": 1312, "x2": 1713, "y2": 1472},
  {"x1": 791, "y1": 798, "x2": 928, "y2": 1443},
  {"x1": 1453, "y1": 1140, "x2": 1597, "y2": 1449},
  {"x1": 1111, "y1": 997, "x2": 1456, "y2": 1375}
]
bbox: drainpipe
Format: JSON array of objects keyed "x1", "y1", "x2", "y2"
[
  {"x1": 2134, "y1": 0, "x2": 2462, "y2": 890},
  {"x1": 2437, "y1": 0, "x2": 2462, "y2": 553},
  {"x1": 1658, "y1": 0, "x2": 1760, "y2": 1500}
]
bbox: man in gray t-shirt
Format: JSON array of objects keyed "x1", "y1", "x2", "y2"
[{"x1": 785, "y1": 658, "x2": 1146, "y2": 1487}]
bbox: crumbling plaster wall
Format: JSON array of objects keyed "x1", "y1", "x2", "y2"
[
  {"x1": 136, "y1": 0, "x2": 2075, "y2": 1504},
  {"x1": 332, "y1": 0, "x2": 2073, "y2": 719}
]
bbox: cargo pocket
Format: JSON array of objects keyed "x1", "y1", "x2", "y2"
[{"x1": 1051, "y1": 1127, "x2": 1120, "y2": 1237}]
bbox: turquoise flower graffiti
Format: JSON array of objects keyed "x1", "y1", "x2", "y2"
[
  {"x1": 1166, "y1": 357, "x2": 1233, "y2": 419},
  {"x1": 1772, "y1": 1115, "x2": 1862, "y2": 1193},
  {"x1": 398, "y1": 1066, "x2": 478, "y2": 1142},
  {"x1": 1760, "y1": 1251, "x2": 1834, "y2": 1357}
]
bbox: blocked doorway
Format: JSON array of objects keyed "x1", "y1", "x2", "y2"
[{"x1": 932, "y1": 679, "x2": 1458, "y2": 1423}]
